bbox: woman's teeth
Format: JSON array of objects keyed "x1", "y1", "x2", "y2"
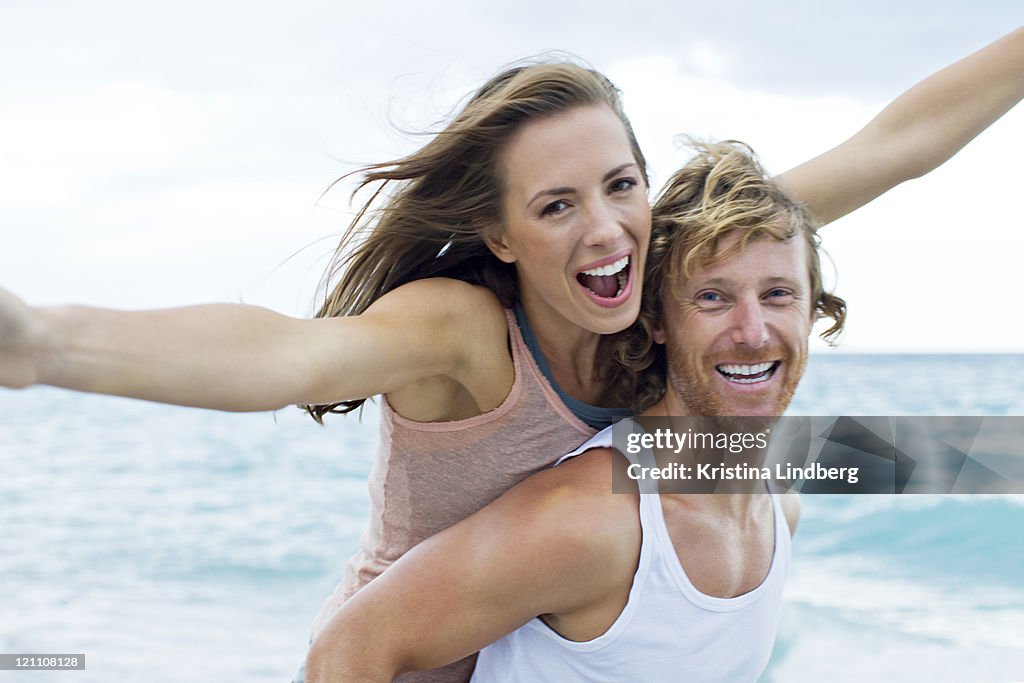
[
  {"x1": 581, "y1": 255, "x2": 629, "y2": 277},
  {"x1": 578, "y1": 256, "x2": 629, "y2": 298}
]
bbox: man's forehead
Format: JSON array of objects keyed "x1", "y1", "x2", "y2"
[{"x1": 684, "y1": 234, "x2": 809, "y2": 289}]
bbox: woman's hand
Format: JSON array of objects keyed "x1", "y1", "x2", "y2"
[{"x1": 0, "y1": 286, "x2": 48, "y2": 389}]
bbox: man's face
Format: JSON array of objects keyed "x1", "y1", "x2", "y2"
[{"x1": 656, "y1": 232, "x2": 813, "y2": 417}]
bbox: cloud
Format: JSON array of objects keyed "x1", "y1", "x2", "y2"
[
  {"x1": 2, "y1": 2, "x2": 1021, "y2": 349},
  {"x1": 0, "y1": 84, "x2": 220, "y2": 209}
]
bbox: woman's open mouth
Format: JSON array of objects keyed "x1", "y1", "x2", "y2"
[{"x1": 575, "y1": 254, "x2": 631, "y2": 306}]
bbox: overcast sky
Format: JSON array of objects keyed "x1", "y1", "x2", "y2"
[{"x1": 2, "y1": 1, "x2": 1022, "y2": 352}]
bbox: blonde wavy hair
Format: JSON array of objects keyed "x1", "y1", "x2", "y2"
[
  {"x1": 606, "y1": 140, "x2": 846, "y2": 412},
  {"x1": 306, "y1": 60, "x2": 648, "y2": 421}
]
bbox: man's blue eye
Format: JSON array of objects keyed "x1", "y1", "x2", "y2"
[{"x1": 697, "y1": 291, "x2": 721, "y2": 302}]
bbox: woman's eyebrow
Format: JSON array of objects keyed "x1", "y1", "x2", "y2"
[
  {"x1": 527, "y1": 162, "x2": 639, "y2": 207},
  {"x1": 602, "y1": 162, "x2": 638, "y2": 183}
]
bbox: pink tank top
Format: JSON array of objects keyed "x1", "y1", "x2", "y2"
[{"x1": 310, "y1": 309, "x2": 597, "y2": 681}]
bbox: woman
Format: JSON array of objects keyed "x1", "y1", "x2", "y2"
[{"x1": 2, "y1": 26, "x2": 1023, "y2": 683}]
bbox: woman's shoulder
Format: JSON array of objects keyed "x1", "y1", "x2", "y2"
[
  {"x1": 379, "y1": 277, "x2": 508, "y2": 335},
  {"x1": 377, "y1": 278, "x2": 515, "y2": 419}
]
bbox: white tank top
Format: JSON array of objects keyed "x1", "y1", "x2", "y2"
[{"x1": 470, "y1": 425, "x2": 791, "y2": 683}]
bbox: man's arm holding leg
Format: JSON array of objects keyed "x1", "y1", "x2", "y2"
[{"x1": 304, "y1": 449, "x2": 632, "y2": 681}]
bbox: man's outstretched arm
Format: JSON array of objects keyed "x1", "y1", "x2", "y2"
[{"x1": 777, "y1": 25, "x2": 1024, "y2": 225}]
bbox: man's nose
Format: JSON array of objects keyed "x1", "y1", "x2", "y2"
[{"x1": 730, "y1": 296, "x2": 770, "y2": 348}]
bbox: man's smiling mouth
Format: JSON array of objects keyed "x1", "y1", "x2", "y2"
[{"x1": 715, "y1": 361, "x2": 780, "y2": 384}]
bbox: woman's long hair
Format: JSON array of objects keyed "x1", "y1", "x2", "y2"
[{"x1": 306, "y1": 60, "x2": 648, "y2": 421}]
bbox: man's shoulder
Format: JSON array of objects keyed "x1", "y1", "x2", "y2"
[
  {"x1": 488, "y1": 447, "x2": 641, "y2": 611},
  {"x1": 508, "y1": 447, "x2": 639, "y2": 553}
]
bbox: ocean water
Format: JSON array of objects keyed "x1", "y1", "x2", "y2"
[{"x1": 1, "y1": 354, "x2": 1022, "y2": 682}]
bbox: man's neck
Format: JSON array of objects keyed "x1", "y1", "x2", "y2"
[{"x1": 638, "y1": 394, "x2": 769, "y2": 516}]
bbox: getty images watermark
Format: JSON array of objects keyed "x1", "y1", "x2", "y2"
[
  {"x1": 609, "y1": 416, "x2": 1024, "y2": 494},
  {"x1": 621, "y1": 423, "x2": 859, "y2": 486}
]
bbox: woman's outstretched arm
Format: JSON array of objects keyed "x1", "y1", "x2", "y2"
[
  {"x1": 777, "y1": 26, "x2": 1024, "y2": 225},
  {"x1": 0, "y1": 278, "x2": 500, "y2": 412}
]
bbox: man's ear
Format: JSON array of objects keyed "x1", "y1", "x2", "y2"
[{"x1": 652, "y1": 323, "x2": 667, "y2": 345}]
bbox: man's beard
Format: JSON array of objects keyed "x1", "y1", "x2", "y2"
[{"x1": 665, "y1": 345, "x2": 806, "y2": 419}]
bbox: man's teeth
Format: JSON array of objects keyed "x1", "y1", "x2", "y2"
[
  {"x1": 717, "y1": 362, "x2": 776, "y2": 384},
  {"x1": 580, "y1": 255, "x2": 628, "y2": 277},
  {"x1": 719, "y1": 362, "x2": 773, "y2": 376}
]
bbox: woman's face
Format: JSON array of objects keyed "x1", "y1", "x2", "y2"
[{"x1": 488, "y1": 104, "x2": 651, "y2": 338}]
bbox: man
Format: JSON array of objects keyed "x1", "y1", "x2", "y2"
[{"x1": 305, "y1": 141, "x2": 843, "y2": 682}]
